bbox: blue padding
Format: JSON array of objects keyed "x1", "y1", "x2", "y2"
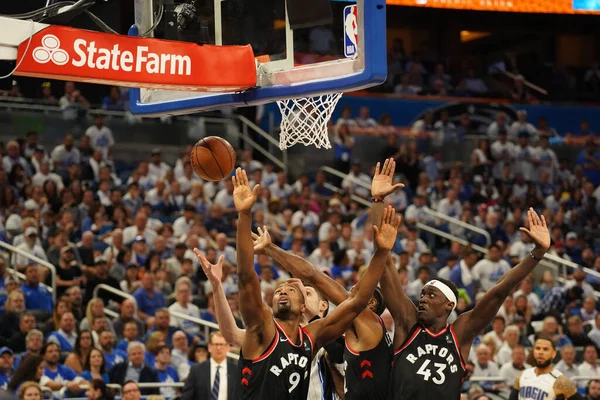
[{"x1": 128, "y1": 0, "x2": 387, "y2": 115}]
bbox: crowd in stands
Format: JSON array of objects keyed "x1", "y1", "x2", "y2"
[{"x1": 0, "y1": 77, "x2": 598, "y2": 400}]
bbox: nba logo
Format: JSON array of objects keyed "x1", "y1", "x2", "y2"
[{"x1": 344, "y1": 5, "x2": 358, "y2": 58}]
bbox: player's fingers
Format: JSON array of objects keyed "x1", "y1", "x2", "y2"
[
  {"x1": 372, "y1": 225, "x2": 379, "y2": 236},
  {"x1": 390, "y1": 159, "x2": 396, "y2": 175},
  {"x1": 533, "y1": 209, "x2": 542, "y2": 226},
  {"x1": 541, "y1": 214, "x2": 548, "y2": 229},
  {"x1": 257, "y1": 226, "x2": 264, "y2": 236},
  {"x1": 395, "y1": 215, "x2": 402, "y2": 228},
  {"x1": 232, "y1": 175, "x2": 237, "y2": 188},
  {"x1": 392, "y1": 183, "x2": 405, "y2": 190},
  {"x1": 519, "y1": 227, "x2": 531, "y2": 235},
  {"x1": 374, "y1": 162, "x2": 380, "y2": 176},
  {"x1": 252, "y1": 184, "x2": 260, "y2": 197},
  {"x1": 262, "y1": 225, "x2": 269, "y2": 235},
  {"x1": 251, "y1": 232, "x2": 259, "y2": 240},
  {"x1": 382, "y1": 158, "x2": 390, "y2": 176},
  {"x1": 217, "y1": 255, "x2": 224, "y2": 265},
  {"x1": 382, "y1": 205, "x2": 388, "y2": 224}
]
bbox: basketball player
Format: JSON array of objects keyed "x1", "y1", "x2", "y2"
[
  {"x1": 225, "y1": 167, "x2": 400, "y2": 399},
  {"x1": 251, "y1": 222, "x2": 392, "y2": 400},
  {"x1": 194, "y1": 249, "x2": 343, "y2": 399},
  {"x1": 370, "y1": 165, "x2": 551, "y2": 400},
  {"x1": 511, "y1": 336, "x2": 582, "y2": 400}
]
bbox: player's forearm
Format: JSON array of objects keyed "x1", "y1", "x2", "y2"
[
  {"x1": 236, "y1": 211, "x2": 257, "y2": 282},
  {"x1": 494, "y1": 247, "x2": 546, "y2": 298},
  {"x1": 213, "y1": 281, "x2": 245, "y2": 347},
  {"x1": 349, "y1": 248, "x2": 388, "y2": 309},
  {"x1": 265, "y1": 244, "x2": 349, "y2": 305}
]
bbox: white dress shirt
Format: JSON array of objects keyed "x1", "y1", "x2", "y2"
[{"x1": 210, "y1": 358, "x2": 228, "y2": 400}]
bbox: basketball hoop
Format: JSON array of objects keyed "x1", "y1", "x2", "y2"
[{"x1": 276, "y1": 93, "x2": 343, "y2": 150}]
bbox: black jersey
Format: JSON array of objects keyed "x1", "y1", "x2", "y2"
[
  {"x1": 238, "y1": 320, "x2": 314, "y2": 400},
  {"x1": 343, "y1": 316, "x2": 393, "y2": 400},
  {"x1": 389, "y1": 323, "x2": 467, "y2": 400}
]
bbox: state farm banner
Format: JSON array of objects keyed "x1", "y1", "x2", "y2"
[{"x1": 14, "y1": 25, "x2": 257, "y2": 92}]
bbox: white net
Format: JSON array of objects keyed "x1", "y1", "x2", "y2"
[{"x1": 276, "y1": 93, "x2": 343, "y2": 150}]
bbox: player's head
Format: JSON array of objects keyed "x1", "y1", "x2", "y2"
[
  {"x1": 304, "y1": 286, "x2": 329, "y2": 318},
  {"x1": 418, "y1": 278, "x2": 458, "y2": 324},
  {"x1": 532, "y1": 335, "x2": 556, "y2": 369},
  {"x1": 273, "y1": 279, "x2": 307, "y2": 319},
  {"x1": 348, "y1": 285, "x2": 386, "y2": 316}
]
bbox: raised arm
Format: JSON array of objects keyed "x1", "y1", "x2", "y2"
[
  {"x1": 232, "y1": 168, "x2": 275, "y2": 358},
  {"x1": 306, "y1": 206, "x2": 401, "y2": 349},
  {"x1": 371, "y1": 159, "x2": 417, "y2": 346},
  {"x1": 453, "y1": 208, "x2": 550, "y2": 355},
  {"x1": 194, "y1": 249, "x2": 245, "y2": 347},
  {"x1": 252, "y1": 226, "x2": 349, "y2": 305}
]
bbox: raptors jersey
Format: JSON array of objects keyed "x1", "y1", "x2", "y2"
[
  {"x1": 238, "y1": 320, "x2": 314, "y2": 400},
  {"x1": 389, "y1": 323, "x2": 467, "y2": 400},
  {"x1": 343, "y1": 316, "x2": 393, "y2": 400},
  {"x1": 518, "y1": 367, "x2": 562, "y2": 400}
]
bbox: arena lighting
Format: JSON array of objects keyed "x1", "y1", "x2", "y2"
[{"x1": 385, "y1": 0, "x2": 600, "y2": 14}]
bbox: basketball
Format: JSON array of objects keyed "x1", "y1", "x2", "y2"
[{"x1": 189, "y1": 136, "x2": 236, "y2": 181}]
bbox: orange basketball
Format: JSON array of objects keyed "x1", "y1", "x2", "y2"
[{"x1": 189, "y1": 136, "x2": 236, "y2": 181}]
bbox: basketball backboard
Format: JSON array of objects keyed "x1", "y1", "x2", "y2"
[{"x1": 129, "y1": 0, "x2": 386, "y2": 116}]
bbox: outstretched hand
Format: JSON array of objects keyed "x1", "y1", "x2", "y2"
[
  {"x1": 373, "y1": 205, "x2": 402, "y2": 251},
  {"x1": 193, "y1": 248, "x2": 224, "y2": 286},
  {"x1": 251, "y1": 226, "x2": 272, "y2": 252},
  {"x1": 372, "y1": 158, "x2": 404, "y2": 199},
  {"x1": 232, "y1": 167, "x2": 260, "y2": 213},
  {"x1": 519, "y1": 208, "x2": 550, "y2": 252}
]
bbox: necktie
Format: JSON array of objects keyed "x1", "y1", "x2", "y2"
[{"x1": 211, "y1": 365, "x2": 220, "y2": 400}]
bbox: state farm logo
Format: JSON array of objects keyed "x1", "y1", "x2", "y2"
[
  {"x1": 30, "y1": 33, "x2": 191, "y2": 76},
  {"x1": 32, "y1": 35, "x2": 69, "y2": 65}
]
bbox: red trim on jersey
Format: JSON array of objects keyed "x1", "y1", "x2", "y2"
[
  {"x1": 424, "y1": 324, "x2": 449, "y2": 338},
  {"x1": 301, "y1": 327, "x2": 315, "y2": 355},
  {"x1": 345, "y1": 336, "x2": 360, "y2": 356},
  {"x1": 252, "y1": 329, "x2": 279, "y2": 363},
  {"x1": 274, "y1": 319, "x2": 304, "y2": 348},
  {"x1": 449, "y1": 325, "x2": 467, "y2": 371},
  {"x1": 394, "y1": 327, "x2": 421, "y2": 355}
]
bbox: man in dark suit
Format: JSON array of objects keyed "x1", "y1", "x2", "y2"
[
  {"x1": 182, "y1": 331, "x2": 238, "y2": 400},
  {"x1": 108, "y1": 342, "x2": 158, "y2": 395}
]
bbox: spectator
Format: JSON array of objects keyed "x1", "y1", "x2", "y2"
[
  {"x1": 98, "y1": 331, "x2": 127, "y2": 370},
  {"x1": 169, "y1": 277, "x2": 201, "y2": 337},
  {"x1": 496, "y1": 325, "x2": 522, "y2": 366},
  {"x1": 6, "y1": 312, "x2": 36, "y2": 354},
  {"x1": 41, "y1": 82, "x2": 58, "y2": 104},
  {"x1": 40, "y1": 343, "x2": 84, "y2": 397},
  {"x1": 144, "y1": 308, "x2": 192, "y2": 347},
  {"x1": 341, "y1": 161, "x2": 371, "y2": 198},
  {"x1": 8, "y1": 354, "x2": 44, "y2": 392},
  {"x1": 498, "y1": 346, "x2": 528, "y2": 386},
  {"x1": 579, "y1": 345, "x2": 600, "y2": 389},
  {"x1": 587, "y1": 380, "x2": 600, "y2": 400},
  {"x1": 113, "y1": 299, "x2": 145, "y2": 340},
  {"x1": 123, "y1": 213, "x2": 157, "y2": 246},
  {"x1": 0, "y1": 347, "x2": 14, "y2": 388},
  {"x1": 154, "y1": 345, "x2": 179, "y2": 397},
  {"x1": 51, "y1": 134, "x2": 81, "y2": 170},
  {"x1": 577, "y1": 140, "x2": 600, "y2": 186},
  {"x1": 85, "y1": 116, "x2": 115, "y2": 160},
  {"x1": 465, "y1": 69, "x2": 488, "y2": 94},
  {"x1": 21, "y1": 264, "x2": 53, "y2": 314},
  {"x1": 59, "y1": 81, "x2": 90, "y2": 120},
  {"x1": 14, "y1": 330, "x2": 44, "y2": 366},
  {"x1": 47, "y1": 312, "x2": 78, "y2": 352},
  {"x1": 116, "y1": 321, "x2": 141, "y2": 353},
  {"x1": 3, "y1": 141, "x2": 30, "y2": 176},
  {"x1": 84, "y1": 257, "x2": 122, "y2": 306},
  {"x1": 566, "y1": 315, "x2": 596, "y2": 347},
  {"x1": 64, "y1": 330, "x2": 94, "y2": 375},
  {"x1": 472, "y1": 344, "x2": 502, "y2": 391},
  {"x1": 171, "y1": 331, "x2": 191, "y2": 379},
  {"x1": 394, "y1": 74, "x2": 420, "y2": 95},
  {"x1": 555, "y1": 344, "x2": 579, "y2": 379},
  {"x1": 471, "y1": 244, "x2": 511, "y2": 292},
  {"x1": 355, "y1": 106, "x2": 379, "y2": 129},
  {"x1": 133, "y1": 272, "x2": 166, "y2": 322},
  {"x1": 148, "y1": 149, "x2": 171, "y2": 181},
  {"x1": 102, "y1": 87, "x2": 125, "y2": 111},
  {"x1": 108, "y1": 343, "x2": 159, "y2": 395},
  {"x1": 81, "y1": 349, "x2": 109, "y2": 383},
  {"x1": 436, "y1": 188, "x2": 463, "y2": 219},
  {"x1": 406, "y1": 266, "x2": 431, "y2": 302}
]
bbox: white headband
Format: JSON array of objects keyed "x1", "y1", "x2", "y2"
[{"x1": 425, "y1": 280, "x2": 457, "y2": 311}]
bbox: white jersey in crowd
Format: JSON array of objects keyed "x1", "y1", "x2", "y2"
[{"x1": 518, "y1": 367, "x2": 562, "y2": 400}]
